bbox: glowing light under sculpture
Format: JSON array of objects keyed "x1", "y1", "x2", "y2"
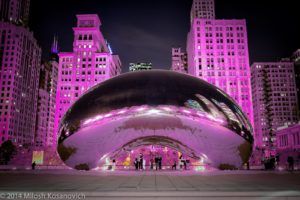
[{"x1": 57, "y1": 70, "x2": 253, "y2": 170}]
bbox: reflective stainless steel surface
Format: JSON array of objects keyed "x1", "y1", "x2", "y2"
[{"x1": 57, "y1": 70, "x2": 253, "y2": 170}]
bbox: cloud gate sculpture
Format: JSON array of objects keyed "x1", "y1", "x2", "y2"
[{"x1": 57, "y1": 70, "x2": 253, "y2": 170}]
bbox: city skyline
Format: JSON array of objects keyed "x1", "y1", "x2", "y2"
[
  {"x1": 29, "y1": 0, "x2": 300, "y2": 72},
  {"x1": 1, "y1": 2, "x2": 300, "y2": 196}
]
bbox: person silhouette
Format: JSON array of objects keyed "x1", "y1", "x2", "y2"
[
  {"x1": 139, "y1": 153, "x2": 143, "y2": 170},
  {"x1": 134, "y1": 158, "x2": 138, "y2": 170},
  {"x1": 158, "y1": 155, "x2": 162, "y2": 170},
  {"x1": 287, "y1": 156, "x2": 294, "y2": 171},
  {"x1": 32, "y1": 161, "x2": 36, "y2": 170},
  {"x1": 155, "y1": 155, "x2": 159, "y2": 170},
  {"x1": 172, "y1": 161, "x2": 177, "y2": 170}
]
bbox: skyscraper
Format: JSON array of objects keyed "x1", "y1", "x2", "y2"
[
  {"x1": 171, "y1": 48, "x2": 187, "y2": 74},
  {"x1": 292, "y1": 49, "x2": 300, "y2": 116},
  {"x1": 0, "y1": 0, "x2": 41, "y2": 146},
  {"x1": 35, "y1": 38, "x2": 58, "y2": 148},
  {"x1": 251, "y1": 60, "x2": 298, "y2": 155},
  {"x1": 54, "y1": 14, "x2": 121, "y2": 145},
  {"x1": 0, "y1": 0, "x2": 31, "y2": 26},
  {"x1": 129, "y1": 62, "x2": 152, "y2": 71},
  {"x1": 187, "y1": 0, "x2": 253, "y2": 124}
]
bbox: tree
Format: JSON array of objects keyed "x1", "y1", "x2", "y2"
[{"x1": 0, "y1": 140, "x2": 16, "y2": 165}]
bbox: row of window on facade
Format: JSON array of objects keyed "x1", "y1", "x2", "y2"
[
  {"x1": 61, "y1": 57, "x2": 107, "y2": 62},
  {"x1": 198, "y1": 45, "x2": 247, "y2": 52},
  {"x1": 256, "y1": 65, "x2": 292, "y2": 69},
  {"x1": 61, "y1": 70, "x2": 105, "y2": 75},
  {"x1": 203, "y1": 71, "x2": 248, "y2": 76},
  {"x1": 77, "y1": 34, "x2": 93, "y2": 41},
  {"x1": 60, "y1": 77, "x2": 104, "y2": 82},
  {"x1": 197, "y1": 32, "x2": 245, "y2": 40},
  {"x1": 61, "y1": 64, "x2": 107, "y2": 70},
  {"x1": 195, "y1": 25, "x2": 244, "y2": 32},
  {"x1": 278, "y1": 132, "x2": 300, "y2": 147}
]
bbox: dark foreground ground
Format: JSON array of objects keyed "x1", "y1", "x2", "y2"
[{"x1": 0, "y1": 170, "x2": 300, "y2": 200}]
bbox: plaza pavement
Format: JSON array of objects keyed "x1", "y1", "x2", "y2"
[{"x1": 0, "y1": 169, "x2": 300, "y2": 199}]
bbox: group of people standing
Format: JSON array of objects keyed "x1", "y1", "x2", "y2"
[
  {"x1": 133, "y1": 153, "x2": 189, "y2": 171},
  {"x1": 171, "y1": 155, "x2": 188, "y2": 170},
  {"x1": 134, "y1": 153, "x2": 145, "y2": 170},
  {"x1": 154, "y1": 154, "x2": 162, "y2": 170},
  {"x1": 134, "y1": 153, "x2": 163, "y2": 170}
]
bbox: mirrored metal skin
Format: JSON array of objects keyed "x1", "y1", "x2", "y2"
[{"x1": 57, "y1": 70, "x2": 253, "y2": 170}]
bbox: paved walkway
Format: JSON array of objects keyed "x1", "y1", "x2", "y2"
[{"x1": 0, "y1": 170, "x2": 300, "y2": 199}]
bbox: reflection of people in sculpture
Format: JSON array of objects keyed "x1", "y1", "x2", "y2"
[
  {"x1": 184, "y1": 159, "x2": 187, "y2": 170},
  {"x1": 158, "y1": 155, "x2": 162, "y2": 170},
  {"x1": 179, "y1": 155, "x2": 185, "y2": 170},
  {"x1": 134, "y1": 158, "x2": 138, "y2": 170},
  {"x1": 112, "y1": 159, "x2": 116, "y2": 170},
  {"x1": 155, "y1": 154, "x2": 159, "y2": 170},
  {"x1": 150, "y1": 158, "x2": 154, "y2": 170},
  {"x1": 143, "y1": 158, "x2": 146, "y2": 170},
  {"x1": 179, "y1": 155, "x2": 183, "y2": 169},
  {"x1": 139, "y1": 153, "x2": 143, "y2": 170},
  {"x1": 172, "y1": 161, "x2": 177, "y2": 170}
]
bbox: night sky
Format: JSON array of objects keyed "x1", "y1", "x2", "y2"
[{"x1": 29, "y1": 0, "x2": 300, "y2": 72}]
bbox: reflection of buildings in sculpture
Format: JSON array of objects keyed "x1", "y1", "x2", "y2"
[
  {"x1": 184, "y1": 99, "x2": 205, "y2": 113},
  {"x1": 217, "y1": 102, "x2": 239, "y2": 123},
  {"x1": 129, "y1": 62, "x2": 152, "y2": 71},
  {"x1": 54, "y1": 14, "x2": 121, "y2": 146},
  {"x1": 57, "y1": 70, "x2": 253, "y2": 170},
  {"x1": 195, "y1": 94, "x2": 225, "y2": 120},
  {"x1": 210, "y1": 98, "x2": 252, "y2": 138}
]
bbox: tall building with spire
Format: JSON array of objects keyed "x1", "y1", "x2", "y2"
[
  {"x1": 50, "y1": 36, "x2": 59, "y2": 61},
  {"x1": 0, "y1": 0, "x2": 31, "y2": 26},
  {"x1": 35, "y1": 38, "x2": 58, "y2": 148},
  {"x1": 187, "y1": 0, "x2": 253, "y2": 125},
  {"x1": 0, "y1": 0, "x2": 42, "y2": 146},
  {"x1": 54, "y1": 14, "x2": 121, "y2": 146}
]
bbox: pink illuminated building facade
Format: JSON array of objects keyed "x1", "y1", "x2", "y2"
[
  {"x1": 54, "y1": 14, "x2": 121, "y2": 146},
  {"x1": 187, "y1": 0, "x2": 253, "y2": 123},
  {"x1": 0, "y1": 0, "x2": 41, "y2": 146},
  {"x1": 171, "y1": 48, "x2": 187, "y2": 73},
  {"x1": 190, "y1": 0, "x2": 215, "y2": 22},
  {"x1": 0, "y1": 0, "x2": 30, "y2": 26},
  {"x1": 292, "y1": 49, "x2": 300, "y2": 115},
  {"x1": 276, "y1": 123, "x2": 300, "y2": 166},
  {"x1": 35, "y1": 40, "x2": 58, "y2": 147},
  {"x1": 251, "y1": 61, "x2": 298, "y2": 155}
]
